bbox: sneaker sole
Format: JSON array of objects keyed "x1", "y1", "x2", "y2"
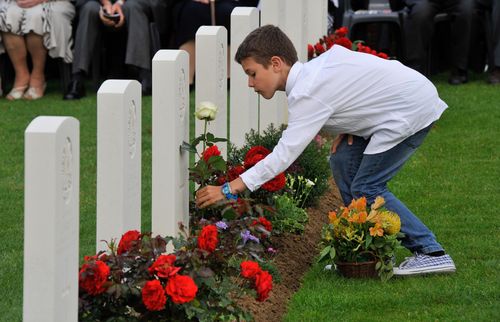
[{"x1": 393, "y1": 265, "x2": 456, "y2": 276}]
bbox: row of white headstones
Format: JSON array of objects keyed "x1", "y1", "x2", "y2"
[{"x1": 23, "y1": 1, "x2": 329, "y2": 321}]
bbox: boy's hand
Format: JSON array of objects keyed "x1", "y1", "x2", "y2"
[
  {"x1": 331, "y1": 134, "x2": 353, "y2": 153},
  {"x1": 196, "y1": 185, "x2": 225, "y2": 208}
]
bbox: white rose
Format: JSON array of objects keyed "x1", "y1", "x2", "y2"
[
  {"x1": 194, "y1": 101, "x2": 218, "y2": 121},
  {"x1": 305, "y1": 179, "x2": 315, "y2": 188}
]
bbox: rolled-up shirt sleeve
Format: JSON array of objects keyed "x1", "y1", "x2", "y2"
[{"x1": 240, "y1": 95, "x2": 333, "y2": 191}]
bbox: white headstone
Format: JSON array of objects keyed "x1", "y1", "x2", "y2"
[
  {"x1": 152, "y1": 50, "x2": 190, "y2": 239},
  {"x1": 96, "y1": 80, "x2": 141, "y2": 252},
  {"x1": 230, "y1": 7, "x2": 259, "y2": 147},
  {"x1": 285, "y1": 0, "x2": 308, "y2": 62},
  {"x1": 195, "y1": 26, "x2": 228, "y2": 157},
  {"x1": 259, "y1": 0, "x2": 289, "y2": 130},
  {"x1": 24, "y1": 116, "x2": 79, "y2": 322},
  {"x1": 307, "y1": 0, "x2": 328, "y2": 46}
]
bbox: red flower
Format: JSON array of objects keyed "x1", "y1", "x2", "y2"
[
  {"x1": 202, "y1": 145, "x2": 221, "y2": 163},
  {"x1": 165, "y1": 274, "x2": 198, "y2": 304},
  {"x1": 377, "y1": 52, "x2": 389, "y2": 59},
  {"x1": 335, "y1": 37, "x2": 353, "y2": 50},
  {"x1": 217, "y1": 164, "x2": 246, "y2": 185},
  {"x1": 197, "y1": 225, "x2": 218, "y2": 253},
  {"x1": 142, "y1": 280, "x2": 167, "y2": 311},
  {"x1": 117, "y1": 230, "x2": 141, "y2": 255},
  {"x1": 240, "y1": 261, "x2": 262, "y2": 279},
  {"x1": 148, "y1": 255, "x2": 181, "y2": 278},
  {"x1": 307, "y1": 44, "x2": 314, "y2": 59},
  {"x1": 314, "y1": 42, "x2": 326, "y2": 55},
  {"x1": 79, "y1": 260, "x2": 110, "y2": 295},
  {"x1": 244, "y1": 146, "x2": 271, "y2": 168},
  {"x1": 254, "y1": 270, "x2": 273, "y2": 302},
  {"x1": 252, "y1": 216, "x2": 273, "y2": 232},
  {"x1": 335, "y1": 26, "x2": 349, "y2": 38},
  {"x1": 262, "y1": 172, "x2": 286, "y2": 192}
]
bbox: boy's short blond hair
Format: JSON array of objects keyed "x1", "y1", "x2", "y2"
[{"x1": 235, "y1": 25, "x2": 298, "y2": 67}]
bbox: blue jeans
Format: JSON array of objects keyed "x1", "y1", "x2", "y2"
[{"x1": 329, "y1": 124, "x2": 443, "y2": 254}]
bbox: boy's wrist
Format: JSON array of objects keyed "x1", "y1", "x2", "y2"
[{"x1": 222, "y1": 182, "x2": 238, "y2": 200}]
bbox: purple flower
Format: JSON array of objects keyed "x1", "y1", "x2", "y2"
[
  {"x1": 215, "y1": 221, "x2": 228, "y2": 230},
  {"x1": 240, "y1": 230, "x2": 259, "y2": 244},
  {"x1": 267, "y1": 247, "x2": 277, "y2": 254}
]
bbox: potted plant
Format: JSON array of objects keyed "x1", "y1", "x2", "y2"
[{"x1": 318, "y1": 196, "x2": 404, "y2": 281}]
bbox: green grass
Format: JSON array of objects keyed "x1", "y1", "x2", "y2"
[
  {"x1": 284, "y1": 74, "x2": 500, "y2": 321},
  {"x1": 1, "y1": 75, "x2": 499, "y2": 321}
]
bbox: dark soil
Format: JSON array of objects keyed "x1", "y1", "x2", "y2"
[{"x1": 239, "y1": 179, "x2": 343, "y2": 322}]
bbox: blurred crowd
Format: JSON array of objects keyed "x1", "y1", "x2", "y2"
[{"x1": 0, "y1": 0, "x2": 498, "y2": 101}]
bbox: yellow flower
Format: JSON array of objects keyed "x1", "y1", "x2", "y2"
[
  {"x1": 379, "y1": 211, "x2": 401, "y2": 235},
  {"x1": 369, "y1": 222, "x2": 384, "y2": 237},
  {"x1": 371, "y1": 196, "x2": 385, "y2": 210}
]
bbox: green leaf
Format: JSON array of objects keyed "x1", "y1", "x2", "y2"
[
  {"x1": 365, "y1": 234, "x2": 373, "y2": 249},
  {"x1": 222, "y1": 207, "x2": 237, "y2": 220},
  {"x1": 329, "y1": 246, "x2": 336, "y2": 260},
  {"x1": 318, "y1": 246, "x2": 332, "y2": 262},
  {"x1": 209, "y1": 156, "x2": 227, "y2": 172}
]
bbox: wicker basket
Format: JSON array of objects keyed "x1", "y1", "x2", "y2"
[{"x1": 335, "y1": 260, "x2": 378, "y2": 278}]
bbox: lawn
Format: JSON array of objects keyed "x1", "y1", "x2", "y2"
[
  {"x1": 1, "y1": 75, "x2": 499, "y2": 321},
  {"x1": 285, "y1": 74, "x2": 500, "y2": 321}
]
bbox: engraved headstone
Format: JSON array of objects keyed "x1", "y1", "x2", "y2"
[
  {"x1": 96, "y1": 80, "x2": 142, "y2": 252},
  {"x1": 24, "y1": 116, "x2": 80, "y2": 322}
]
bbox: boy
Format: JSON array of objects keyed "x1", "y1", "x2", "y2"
[{"x1": 195, "y1": 25, "x2": 455, "y2": 276}]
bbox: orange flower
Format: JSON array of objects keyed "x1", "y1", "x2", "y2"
[
  {"x1": 369, "y1": 223, "x2": 384, "y2": 237},
  {"x1": 340, "y1": 207, "x2": 350, "y2": 218},
  {"x1": 328, "y1": 211, "x2": 337, "y2": 224},
  {"x1": 347, "y1": 211, "x2": 366, "y2": 223},
  {"x1": 371, "y1": 196, "x2": 385, "y2": 210},
  {"x1": 348, "y1": 197, "x2": 367, "y2": 212}
]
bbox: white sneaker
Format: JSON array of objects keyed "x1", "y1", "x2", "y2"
[{"x1": 393, "y1": 253, "x2": 456, "y2": 276}]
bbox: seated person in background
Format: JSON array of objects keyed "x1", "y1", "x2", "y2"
[
  {"x1": 64, "y1": 0, "x2": 167, "y2": 99},
  {"x1": 390, "y1": 0, "x2": 474, "y2": 85},
  {"x1": 0, "y1": 0, "x2": 75, "y2": 100},
  {"x1": 476, "y1": 0, "x2": 500, "y2": 84},
  {"x1": 172, "y1": 0, "x2": 259, "y2": 87}
]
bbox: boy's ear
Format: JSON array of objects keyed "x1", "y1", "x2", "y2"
[{"x1": 270, "y1": 56, "x2": 284, "y2": 71}]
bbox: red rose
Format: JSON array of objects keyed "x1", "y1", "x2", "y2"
[
  {"x1": 262, "y1": 172, "x2": 286, "y2": 192},
  {"x1": 314, "y1": 42, "x2": 326, "y2": 55},
  {"x1": 244, "y1": 146, "x2": 271, "y2": 168},
  {"x1": 252, "y1": 216, "x2": 273, "y2": 232},
  {"x1": 240, "y1": 261, "x2": 262, "y2": 279},
  {"x1": 202, "y1": 145, "x2": 221, "y2": 163},
  {"x1": 79, "y1": 260, "x2": 110, "y2": 295},
  {"x1": 307, "y1": 44, "x2": 314, "y2": 59},
  {"x1": 197, "y1": 225, "x2": 218, "y2": 253},
  {"x1": 117, "y1": 230, "x2": 141, "y2": 255},
  {"x1": 377, "y1": 52, "x2": 389, "y2": 59},
  {"x1": 148, "y1": 255, "x2": 181, "y2": 278},
  {"x1": 217, "y1": 164, "x2": 246, "y2": 185},
  {"x1": 254, "y1": 270, "x2": 273, "y2": 302},
  {"x1": 142, "y1": 280, "x2": 167, "y2": 311},
  {"x1": 335, "y1": 26, "x2": 349, "y2": 38},
  {"x1": 165, "y1": 274, "x2": 198, "y2": 304},
  {"x1": 335, "y1": 37, "x2": 353, "y2": 50}
]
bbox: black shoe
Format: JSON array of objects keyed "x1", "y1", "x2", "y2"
[
  {"x1": 63, "y1": 80, "x2": 86, "y2": 100},
  {"x1": 488, "y1": 67, "x2": 500, "y2": 85},
  {"x1": 448, "y1": 69, "x2": 468, "y2": 85}
]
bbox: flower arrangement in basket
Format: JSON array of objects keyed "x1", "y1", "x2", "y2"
[
  {"x1": 318, "y1": 196, "x2": 404, "y2": 281},
  {"x1": 308, "y1": 26, "x2": 389, "y2": 60}
]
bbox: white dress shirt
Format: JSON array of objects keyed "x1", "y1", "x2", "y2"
[{"x1": 240, "y1": 45, "x2": 448, "y2": 191}]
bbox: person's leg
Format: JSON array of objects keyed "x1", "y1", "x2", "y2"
[
  {"x1": 445, "y1": 0, "x2": 473, "y2": 84},
  {"x1": 24, "y1": 32, "x2": 47, "y2": 99},
  {"x1": 122, "y1": 0, "x2": 151, "y2": 71},
  {"x1": 350, "y1": 124, "x2": 443, "y2": 254},
  {"x1": 329, "y1": 136, "x2": 368, "y2": 206},
  {"x1": 1, "y1": 32, "x2": 30, "y2": 99},
  {"x1": 71, "y1": 1, "x2": 102, "y2": 75},
  {"x1": 489, "y1": 0, "x2": 500, "y2": 83},
  {"x1": 404, "y1": 0, "x2": 440, "y2": 74}
]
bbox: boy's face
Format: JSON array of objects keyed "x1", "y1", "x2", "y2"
[{"x1": 241, "y1": 57, "x2": 284, "y2": 99}]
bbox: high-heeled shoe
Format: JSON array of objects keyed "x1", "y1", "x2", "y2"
[
  {"x1": 23, "y1": 83, "x2": 47, "y2": 100},
  {"x1": 6, "y1": 85, "x2": 28, "y2": 101}
]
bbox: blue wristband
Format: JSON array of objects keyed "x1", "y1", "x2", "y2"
[{"x1": 222, "y1": 182, "x2": 238, "y2": 200}]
